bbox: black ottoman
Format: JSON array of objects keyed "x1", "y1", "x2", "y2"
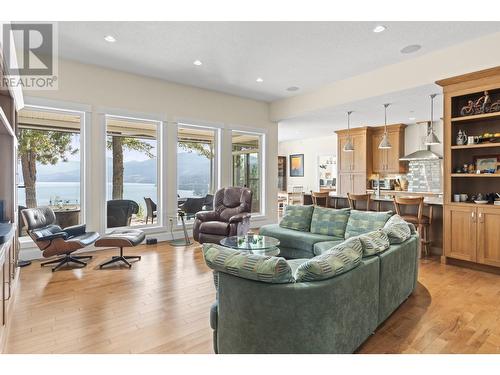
[{"x1": 95, "y1": 229, "x2": 145, "y2": 268}]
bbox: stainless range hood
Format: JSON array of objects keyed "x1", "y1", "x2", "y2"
[
  {"x1": 400, "y1": 121, "x2": 443, "y2": 161},
  {"x1": 399, "y1": 149, "x2": 442, "y2": 161}
]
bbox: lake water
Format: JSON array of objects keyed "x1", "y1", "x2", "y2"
[{"x1": 18, "y1": 182, "x2": 197, "y2": 210}]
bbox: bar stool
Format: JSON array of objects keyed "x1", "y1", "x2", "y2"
[
  {"x1": 393, "y1": 196, "x2": 432, "y2": 256},
  {"x1": 311, "y1": 191, "x2": 330, "y2": 207},
  {"x1": 347, "y1": 193, "x2": 371, "y2": 211}
]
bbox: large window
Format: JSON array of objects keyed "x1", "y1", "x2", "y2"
[
  {"x1": 232, "y1": 131, "x2": 262, "y2": 213},
  {"x1": 105, "y1": 115, "x2": 159, "y2": 228},
  {"x1": 17, "y1": 107, "x2": 83, "y2": 237},
  {"x1": 177, "y1": 125, "x2": 217, "y2": 219}
]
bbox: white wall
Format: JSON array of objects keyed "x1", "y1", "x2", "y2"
[
  {"x1": 278, "y1": 134, "x2": 337, "y2": 192},
  {"x1": 21, "y1": 59, "x2": 278, "y2": 259}
]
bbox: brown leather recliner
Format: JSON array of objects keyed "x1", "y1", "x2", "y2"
[
  {"x1": 21, "y1": 206, "x2": 100, "y2": 271},
  {"x1": 193, "y1": 187, "x2": 253, "y2": 244}
]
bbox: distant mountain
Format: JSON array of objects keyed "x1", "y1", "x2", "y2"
[{"x1": 19, "y1": 152, "x2": 212, "y2": 189}]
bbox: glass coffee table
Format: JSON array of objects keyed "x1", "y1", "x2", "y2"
[{"x1": 220, "y1": 234, "x2": 280, "y2": 256}]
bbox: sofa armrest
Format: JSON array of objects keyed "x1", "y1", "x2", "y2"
[
  {"x1": 63, "y1": 224, "x2": 86, "y2": 238},
  {"x1": 195, "y1": 210, "x2": 219, "y2": 222},
  {"x1": 229, "y1": 212, "x2": 251, "y2": 223}
]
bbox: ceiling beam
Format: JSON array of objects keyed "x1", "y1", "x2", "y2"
[{"x1": 270, "y1": 31, "x2": 500, "y2": 122}]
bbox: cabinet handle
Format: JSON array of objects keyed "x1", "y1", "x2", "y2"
[
  {"x1": 478, "y1": 212, "x2": 483, "y2": 223},
  {"x1": 471, "y1": 211, "x2": 476, "y2": 223}
]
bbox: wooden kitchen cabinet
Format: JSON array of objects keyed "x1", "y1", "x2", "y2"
[
  {"x1": 444, "y1": 205, "x2": 477, "y2": 262},
  {"x1": 338, "y1": 173, "x2": 367, "y2": 196},
  {"x1": 338, "y1": 136, "x2": 354, "y2": 172},
  {"x1": 444, "y1": 205, "x2": 500, "y2": 267},
  {"x1": 371, "y1": 124, "x2": 406, "y2": 174},
  {"x1": 477, "y1": 207, "x2": 500, "y2": 267},
  {"x1": 336, "y1": 127, "x2": 371, "y2": 195}
]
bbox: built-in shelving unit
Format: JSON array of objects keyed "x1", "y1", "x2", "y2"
[
  {"x1": 451, "y1": 143, "x2": 500, "y2": 150},
  {"x1": 451, "y1": 111, "x2": 500, "y2": 123},
  {"x1": 437, "y1": 66, "x2": 500, "y2": 269}
]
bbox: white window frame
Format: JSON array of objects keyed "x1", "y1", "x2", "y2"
[
  {"x1": 230, "y1": 129, "x2": 266, "y2": 217},
  {"x1": 175, "y1": 121, "x2": 221, "y2": 224},
  {"x1": 18, "y1": 98, "x2": 90, "y2": 244},
  {"x1": 102, "y1": 109, "x2": 165, "y2": 234}
]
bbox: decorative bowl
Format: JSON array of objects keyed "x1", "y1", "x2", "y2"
[{"x1": 474, "y1": 200, "x2": 488, "y2": 204}]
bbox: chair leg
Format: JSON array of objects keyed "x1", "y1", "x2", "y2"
[
  {"x1": 72, "y1": 255, "x2": 93, "y2": 260},
  {"x1": 41, "y1": 258, "x2": 65, "y2": 266},
  {"x1": 99, "y1": 247, "x2": 141, "y2": 269},
  {"x1": 42, "y1": 254, "x2": 92, "y2": 272}
]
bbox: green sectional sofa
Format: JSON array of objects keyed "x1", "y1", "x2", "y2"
[{"x1": 203, "y1": 206, "x2": 420, "y2": 354}]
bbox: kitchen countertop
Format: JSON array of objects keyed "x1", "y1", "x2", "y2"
[{"x1": 328, "y1": 191, "x2": 443, "y2": 206}]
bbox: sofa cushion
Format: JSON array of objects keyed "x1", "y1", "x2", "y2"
[
  {"x1": 345, "y1": 210, "x2": 393, "y2": 239},
  {"x1": 199, "y1": 221, "x2": 229, "y2": 236},
  {"x1": 310, "y1": 207, "x2": 350, "y2": 237},
  {"x1": 279, "y1": 205, "x2": 314, "y2": 232},
  {"x1": 295, "y1": 237, "x2": 363, "y2": 282},
  {"x1": 358, "y1": 230, "x2": 390, "y2": 257},
  {"x1": 382, "y1": 214, "x2": 412, "y2": 244},
  {"x1": 313, "y1": 239, "x2": 345, "y2": 256},
  {"x1": 202, "y1": 244, "x2": 294, "y2": 284},
  {"x1": 260, "y1": 224, "x2": 338, "y2": 255}
]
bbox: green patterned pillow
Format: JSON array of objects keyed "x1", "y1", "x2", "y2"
[
  {"x1": 382, "y1": 214, "x2": 412, "y2": 244},
  {"x1": 279, "y1": 205, "x2": 314, "y2": 232},
  {"x1": 295, "y1": 237, "x2": 363, "y2": 282},
  {"x1": 203, "y1": 244, "x2": 294, "y2": 284},
  {"x1": 310, "y1": 207, "x2": 350, "y2": 237},
  {"x1": 345, "y1": 210, "x2": 393, "y2": 239},
  {"x1": 358, "y1": 230, "x2": 390, "y2": 257}
]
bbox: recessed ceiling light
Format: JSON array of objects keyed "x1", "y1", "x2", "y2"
[
  {"x1": 286, "y1": 86, "x2": 300, "y2": 92},
  {"x1": 400, "y1": 44, "x2": 421, "y2": 54},
  {"x1": 256, "y1": 77, "x2": 263, "y2": 83},
  {"x1": 373, "y1": 25, "x2": 387, "y2": 33},
  {"x1": 193, "y1": 60, "x2": 202, "y2": 66},
  {"x1": 104, "y1": 35, "x2": 116, "y2": 43}
]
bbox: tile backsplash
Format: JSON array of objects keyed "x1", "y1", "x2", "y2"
[{"x1": 407, "y1": 160, "x2": 442, "y2": 193}]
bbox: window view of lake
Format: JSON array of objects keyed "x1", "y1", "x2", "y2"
[{"x1": 18, "y1": 151, "x2": 212, "y2": 209}]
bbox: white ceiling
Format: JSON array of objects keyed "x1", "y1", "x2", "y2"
[
  {"x1": 278, "y1": 84, "x2": 443, "y2": 142},
  {"x1": 56, "y1": 21, "x2": 500, "y2": 102}
]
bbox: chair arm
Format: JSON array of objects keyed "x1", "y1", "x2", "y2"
[
  {"x1": 36, "y1": 232, "x2": 68, "y2": 242},
  {"x1": 195, "y1": 210, "x2": 219, "y2": 222},
  {"x1": 63, "y1": 224, "x2": 87, "y2": 238},
  {"x1": 229, "y1": 212, "x2": 251, "y2": 223}
]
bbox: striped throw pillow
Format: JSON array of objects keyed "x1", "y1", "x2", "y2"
[
  {"x1": 203, "y1": 244, "x2": 294, "y2": 284},
  {"x1": 382, "y1": 214, "x2": 412, "y2": 244},
  {"x1": 294, "y1": 237, "x2": 363, "y2": 282},
  {"x1": 358, "y1": 229, "x2": 390, "y2": 257}
]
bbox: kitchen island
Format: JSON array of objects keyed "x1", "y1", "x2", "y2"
[{"x1": 327, "y1": 190, "x2": 443, "y2": 255}]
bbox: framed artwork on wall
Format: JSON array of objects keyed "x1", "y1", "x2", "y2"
[{"x1": 290, "y1": 154, "x2": 304, "y2": 177}]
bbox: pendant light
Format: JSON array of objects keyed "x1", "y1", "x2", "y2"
[
  {"x1": 343, "y1": 111, "x2": 354, "y2": 152},
  {"x1": 378, "y1": 103, "x2": 392, "y2": 149},
  {"x1": 425, "y1": 93, "x2": 441, "y2": 145}
]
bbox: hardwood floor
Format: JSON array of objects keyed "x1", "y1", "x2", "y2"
[{"x1": 5, "y1": 242, "x2": 500, "y2": 354}]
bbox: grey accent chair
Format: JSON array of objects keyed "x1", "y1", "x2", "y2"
[
  {"x1": 143, "y1": 197, "x2": 157, "y2": 224},
  {"x1": 193, "y1": 187, "x2": 252, "y2": 244},
  {"x1": 107, "y1": 199, "x2": 139, "y2": 228},
  {"x1": 21, "y1": 206, "x2": 99, "y2": 272}
]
